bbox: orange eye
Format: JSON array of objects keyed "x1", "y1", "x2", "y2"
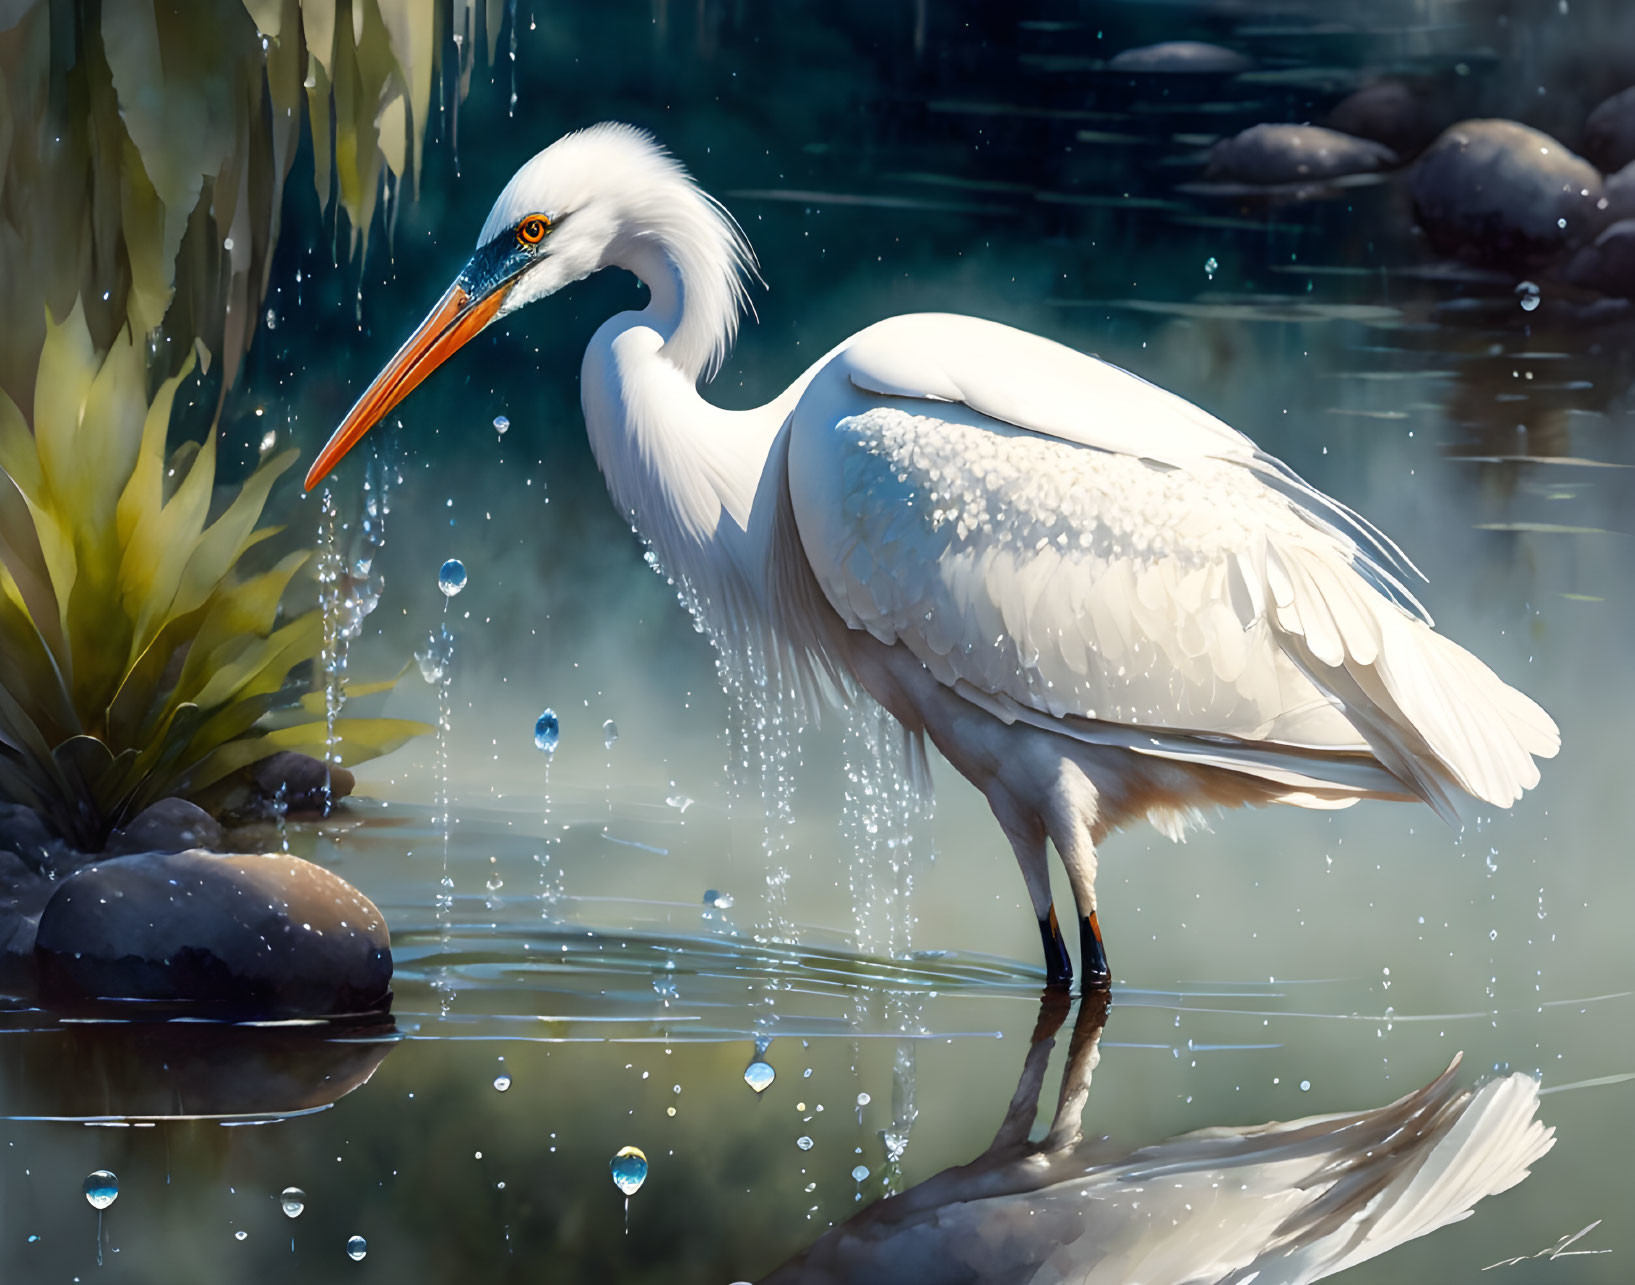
[{"x1": 517, "y1": 215, "x2": 550, "y2": 246}]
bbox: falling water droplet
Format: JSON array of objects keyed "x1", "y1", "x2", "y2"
[
  {"x1": 84, "y1": 1172, "x2": 118, "y2": 1210},
  {"x1": 610, "y1": 1146, "x2": 648, "y2": 1196},
  {"x1": 796, "y1": 1136, "x2": 814, "y2": 1151},
  {"x1": 438, "y1": 559, "x2": 467, "y2": 597},
  {"x1": 666, "y1": 792, "x2": 694, "y2": 813},
  {"x1": 259, "y1": 429, "x2": 277, "y2": 454},
  {"x1": 493, "y1": 1074, "x2": 512, "y2": 1092},
  {"x1": 851, "y1": 1165, "x2": 870, "y2": 1182},
  {"x1": 280, "y1": 1187, "x2": 306, "y2": 1219},
  {"x1": 602, "y1": 719, "x2": 619, "y2": 749},
  {"x1": 744, "y1": 1060, "x2": 776, "y2": 1094},
  {"x1": 856, "y1": 1092, "x2": 871, "y2": 1107},
  {"x1": 1300, "y1": 1080, "x2": 1312, "y2": 1091},
  {"x1": 533, "y1": 709, "x2": 560, "y2": 753},
  {"x1": 347, "y1": 1234, "x2": 368, "y2": 1261},
  {"x1": 703, "y1": 889, "x2": 734, "y2": 910},
  {"x1": 1516, "y1": 280, "x2": 1541, "y2": 311},
  {"x1": 1204, "y1": 255, "x2": 1219, "y2": 280},
  {"x1": 493, "y1": 414, "x2": 510, "y2": 435},
  {"x1": 235, "y1": 1230, "x2": 248, "y2": 1241}
]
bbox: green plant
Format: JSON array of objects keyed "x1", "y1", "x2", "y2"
[{"x1": 0, "y1": 300, "x2": 426, "y2": 849}]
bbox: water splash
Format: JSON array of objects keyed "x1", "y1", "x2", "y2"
[
  {"x1": 314, "y1": 456, "x2": 396, "y2": 812},
  {"x1": 841, "y1": 699, "x2": 929, "y2": 960}
]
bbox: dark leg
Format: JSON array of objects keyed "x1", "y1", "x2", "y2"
[
  {"x1": 1079, "y1": 910, "x2": 1110, "y2": 992},
  {"x1": 1038, "y1": 904, "x2": 1073, "y2": 988}
]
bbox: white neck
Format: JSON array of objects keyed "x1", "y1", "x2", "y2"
[{"x1": 579, "y1": 208, "x2": 802, "y2": 639}]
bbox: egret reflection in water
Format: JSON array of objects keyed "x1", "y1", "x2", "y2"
[{"x1": 764, "y1": 996, "x2": 1553, "y2": 1285}]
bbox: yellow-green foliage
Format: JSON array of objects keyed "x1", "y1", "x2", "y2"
[{"x1": 0, "y1": 303, "x2": 426, "y2": 848}]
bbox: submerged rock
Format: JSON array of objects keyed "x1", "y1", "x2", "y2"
[
  {"x1": 1565, "y1": 219, "x2": 1635, "y2": 299},
  {"x1": 1410, "y1": 120, "x2": 1604, "y2": 267},
  {"x1": 107, "y1": 797, "x2": 224, "y2": 856},
  {"x1": 35, "y1": 850, "x2": 392, "y2": 1017},
  {"x1": 1584, "y1": 86, "x2": 1635, "y2": 173},
  {"x1": 252, "y1": 751, "x2": 355, "y2": 816},
  {"x1": 1205, "y1": 124, "x2": 1397, "y2": 185},
  {"x1": 1326, "y1": 81, "x2": 1443, "y2": 157},
  {"x1": 1106, "y1": 41, "x2": 1251, "y2": 74}
]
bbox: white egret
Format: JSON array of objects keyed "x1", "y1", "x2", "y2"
[{"x1": 305, "y1": 123, "x2": 1559, "y2": 990}]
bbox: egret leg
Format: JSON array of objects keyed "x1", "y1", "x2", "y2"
[
  {"x1": 1079, "y1": 912, "x2": 1111, "y2": 993},
  {"x1": 993, "y1": 795, "x2": 1072, "y2": 987},
  {"x1": 1042, "y1": 776, "x2": 1110, "y2": 993}
]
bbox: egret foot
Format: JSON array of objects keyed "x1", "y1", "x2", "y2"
[
  {"x1": 1039, "y1": 905, "x2": 1073, "y2": 988},
  {"x1": 1079, "y1": 911, "x2": 1110, "y2": 992}
]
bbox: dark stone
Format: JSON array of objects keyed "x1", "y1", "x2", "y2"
[
  {"x1": 1565, "y1": 219, "x2": 1635, "y2": 299},
  {"x1": 0, "y1": 848, "x2": 54, "y2": 976},
  {"x1": 1584, "y1": 85, "x2": 1635, "y2": 173},
  {"x1": 1106, "y1": 41, "x2": 1251, "y2": 74},
  {"x1": 1326, "y1": 81, "x2": 1443, "y2": 157},
  {"x1": 1204, "y1": 124, "x2": 1397, "y2": 185},
  {"x1": 0, "y1": 801, "x2": 65, "y2": 870},
  {"x1": 1410, "y1": 120, "x2": 1605, "y2": 267},
  {"x1": 1604, "y1": 161, "x2": 1635, "y2": 224},
  {"x1": 35, "y1": 850, "x2": 392, "y2": 1018},
  {"x1": 252, "y1": 751, "x2": 355, "y2": 815},
  {"x1": 106, "y1": 797, "x2": 224, "y2": 856}
]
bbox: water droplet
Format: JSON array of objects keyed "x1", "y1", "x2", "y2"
[
  {"x1": 610, "y1": 1146, "x2": 648, "y2": 1196},
  {"x1": 533, "y1": 709, "x2": 560, "y2": 753},
  {"x1": 1204, "y1": 255, "x2": 1219, "y2": 279},
  {"x1": 235, "y1": 1230, "x2": 248, "y2": 1241},
  {"x1": 850, "y1": 1165, "x2": 870, "y2": 1182},
  {"x1": 666, "y1": 792, "x2": 694, "y2": 813},
  {"x1": 703, "y1": 889, "x2": 734, "y2": 910},
  {"x1": 602, "y1": 719, "x2": 619, "y2": 749},
  {"x1": 493, "y1": 1074, "x2": 512, "y2": 1092},
  {"x1": 438, "y1": 558, "x2": 467, "y2": 597},
  {"x1": 744, "y1": 1060, "x2": 776, "y2": 1094},
  {"x1": 280, "y1": 1187, "x2": 306, "y2": 1218},
  {"x1": 796, "y1": 1136, "x2": 814, "y2": 1151},
  {"x1": 1300, "y1": 1080, "x2": 1312, "y2": 1091},
  {"x1": 347, "y1": 1234, "x2": 368, "y2": 1261},
  {"x1": 493, "y1": 415, "x2": 510, "y2": 435},
  {"x1": 856, "y1": 1092, "x2": 871, "y2": 1107},
  {"x1": 652, "y1": 975, "x2": 679, "y2": 1002},
  {"x1": 1516, "y1": 280, "x2": 1541, "y2": 311},
  {"x1": 83, "y1": 1171, "x2": 118, "y2": 1210},
  {"x1": 259, "y1": 429, "x2": 277, "y2": 454}
]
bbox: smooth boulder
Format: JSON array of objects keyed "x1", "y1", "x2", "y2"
[
  {"x1": 1326, "y1": 81, "x2": 1442, "y2": 157},
  {"x1": 1205, "y1": 124, "x2": 1396, "y2": 185},
  {"x1": 1409, "y1": 120, "x2": 1604, "y2": 266},
  {"x1": 107, "y1": 797, "x2": 224, "y2": 856},
  {"x1": 1584, "y1": 86, "x2": 1635, "y2": 173},
  {"x1": 35, "y1": 849, "x2": 392, "y2": 1017},
  {"x1": 1106, "y1": 41, "x2": 1250, "y2": 74},
  {"x1": 1565, "y1": 219, "x2": 1635, "y2": 299},
  {"x1": 252, "y1": 750, "x2": 355, "y2": 815},
  {"x1": 1604, "y1": 161, "x2": 1635, "y2": 224}
]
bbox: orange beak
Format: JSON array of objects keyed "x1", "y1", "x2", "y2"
[{"x1": 303, "y1": 279, "x2": 512, "y2": 491}]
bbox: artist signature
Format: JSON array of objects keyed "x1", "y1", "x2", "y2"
[{"x1": 1485, "y1": 1221, "x2": 1610, "y2": 1270}]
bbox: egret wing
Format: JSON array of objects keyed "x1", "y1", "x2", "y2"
[{"x1": 785, "y1": 314, "x2": 1558, "y2": 814}]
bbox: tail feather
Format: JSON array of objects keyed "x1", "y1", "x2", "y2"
[{"x1": 1268, "y1": 540, "x2": 1559, "y2": 820}]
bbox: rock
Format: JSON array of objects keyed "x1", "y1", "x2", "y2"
[
  {"x1": 252, "y1": 750, "x2": 355, "y2": 815},
  {"x1": 106, "y1": 797, "x2": 224, "y2": 856},
  {"x1": 1565, "y1": 219, "x2": 1635, "y2": 299},
  {"x1": 1326, "y1": 81, "x2": 1442, "y2": 157},
  {"x1": 1106, "y1": 41, "x2": 1251, "y2": 74},
  {"x1": 1204, "y1": 124, "x2": 1397, "y2": 185},
  {"x1": 1584, "y1": 86, "x2": 1635, "y2": 173},
  {"x1": 0, "y1": 848, "x2": 54, "y2": 974},
  {"x1": 1604, "y1": 161, "x2": 1635, "y2": 224},
  {"x1": 1410, "y1": 120, "x2": 1605, "y2": 267},
  {"x1": 0, "y1": 801, "x2": 65, "y2": 870},
  {"x1": 34, "y1": 849, "x2": 392, "y2": 1017}
]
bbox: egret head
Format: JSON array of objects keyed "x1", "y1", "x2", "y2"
[{"x1": 303, "y1": 123, "x2": 753, "y2": 491}]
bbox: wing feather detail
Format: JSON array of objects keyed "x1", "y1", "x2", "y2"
[{"x1": 784, "y1": 315, "x2": 1558, "y2": 815}]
